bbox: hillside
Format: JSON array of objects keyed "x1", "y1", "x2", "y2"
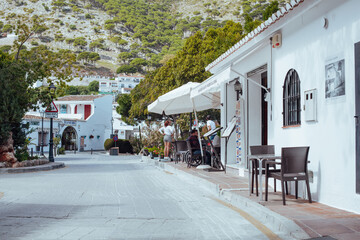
[{"x1": 0, "y1": 0, "x2": 287, "y2": 76}]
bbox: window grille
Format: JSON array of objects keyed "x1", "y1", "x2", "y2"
[{"x1": 283, "y1": 69, "x2": 301, "y2": 126}]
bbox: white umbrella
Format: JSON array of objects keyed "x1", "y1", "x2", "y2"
[
  {"x1": 190, "y1": 75, "x2": 221, "y2": 110},
  {"x1": 148, "y1": 82, "x2": 206, "y2": 161},
  {"x1": 147, "y1": 82, "x2": 200, "y2": 115}
]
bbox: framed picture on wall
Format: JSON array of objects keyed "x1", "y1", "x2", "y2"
[{"x1": 325, "y1": 58, "x2": 345, "y2": 98}]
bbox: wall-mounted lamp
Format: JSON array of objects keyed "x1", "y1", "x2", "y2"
[{"x1": 234, "y1": 78, "x2": 243, "y2": 101}]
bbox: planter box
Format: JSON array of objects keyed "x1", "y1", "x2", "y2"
[{"x1": 110, "y1": 147, "x2": 119, "y2": 156}]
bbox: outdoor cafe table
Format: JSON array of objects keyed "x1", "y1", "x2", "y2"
[{"x1": 247, "y1": 154, "x2": 282, "y2": 201}]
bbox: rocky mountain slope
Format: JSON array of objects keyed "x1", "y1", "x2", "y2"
[{"x1": 0, "y1": 0, "x2": 287, "y2": 76}]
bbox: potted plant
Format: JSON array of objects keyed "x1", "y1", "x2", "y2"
[
  {"x1": 148, "y1": 147, "x2": 154, "y2": 159},
  {"x1": 152, "y1": 148, "x2": 159, "y2": 158},
  {"x1": 143, "y1": 148, "x2": 149, "y2": 156},
  {"x1": 159, "y1": 148, "x2": 164, "y2": 159}
]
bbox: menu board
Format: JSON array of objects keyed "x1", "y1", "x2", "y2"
[{"x1": 221, "y1": 117, "x2": 236, "y2": 138}]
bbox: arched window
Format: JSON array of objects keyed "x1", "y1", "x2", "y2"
[{"x1": 283, "y1": 69, "x2": 301, "y2": 126}]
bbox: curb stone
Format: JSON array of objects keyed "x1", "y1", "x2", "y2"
[
  {"x1": 0, "y1": 162, "x2": 65, "y2": 173},
  {"x1": 146, "y1": 157, "x2": 309, "y2": 240}
]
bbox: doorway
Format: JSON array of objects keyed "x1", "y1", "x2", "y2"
[
  {"x1": 62, "y1": 126, "x2": 78, "y2": 151},
  {"x1": 261, "y1": 72, "x2": 268, "y2": 145},
  {"x1": 355, "y1": 41, "x2": 360, "y2": 194}
]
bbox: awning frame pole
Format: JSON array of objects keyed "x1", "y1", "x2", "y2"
[{"x1": 192, "y1": 99, "x2": 204, "y2": 162}]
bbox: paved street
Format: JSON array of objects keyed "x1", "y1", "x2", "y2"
[{"x1": 0, "y1": 152, "x2": 276, "y2": 240}]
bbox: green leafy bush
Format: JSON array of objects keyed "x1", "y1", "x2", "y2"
[
  {"x1": 104, "y1": 138, "x2": 114, "y2": 150},
  {"x1": 15, "y1": 148, "x2": 30, "y2": 162},
  {"x1": 118, "y1": 139, "x2": 133, "y2": 153},
  {"x1": 104, "y1": 138, "x2": 133, "y2": 153},
  {"x1": 58, "y1": 147, "x2": 65, "y2": 155}
]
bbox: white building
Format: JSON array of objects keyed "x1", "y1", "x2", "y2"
[
  {"x1": 69, "y1": 75, "x2": 114, "y2": 86},
  {"x1": 99, "y1": 75, "x2": 144, "y2": 95},
  {"x1": 25, "y1": 95, "x2": 112, "y2": 152},
  {"x1": 111, "y1": 103, "x2": 134, "y2": 140},
  {"x1": 23, "y1": 115, "x2": 61, "y2": 154},
  {"x1": 197, "y1": 0, "x2": 360, "y2": 213}
]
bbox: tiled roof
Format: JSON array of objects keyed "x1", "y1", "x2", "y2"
[
  {"x1": 206, "y1": 0, "x2": 304, "y2": 71},
  {"x1": 56, "y1": 95, "x2": 104, "y2": 102},
  {"x1": 23, "y1": 115, "x2": 61, "y2": 121}
]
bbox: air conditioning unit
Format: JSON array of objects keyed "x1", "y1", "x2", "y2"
[{"x1": 272, "y1": 33, "x2": 282, "y2": 48}]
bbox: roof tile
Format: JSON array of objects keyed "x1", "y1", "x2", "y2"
[{"x1": 56, "y1": 95, "x2": 104, "y2": 102}]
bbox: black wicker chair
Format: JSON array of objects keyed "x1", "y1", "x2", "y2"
[
  {"x1": 265, "y1": 146, "x2": 312, "y2": 205},
  {"x1": 249, "y1": 145, "x2": 280, "y2": 196}
]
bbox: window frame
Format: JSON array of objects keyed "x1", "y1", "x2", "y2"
[{"x1": 283, "y1": 69, "x2": 301, "y2": 127}]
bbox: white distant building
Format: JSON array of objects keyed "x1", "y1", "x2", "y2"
[
  {"x1": 24, "y1": 95, "x2": 112, "y2": 153},
  {"x1": 99, "y1": 75, "x2": 144, "y2": 95},
  {"x1": 68, "y1": 75, "x2": 114, "y2": 86},
  {"x1": 111, "y1": 103, "x2": 134, "y2": 140}
]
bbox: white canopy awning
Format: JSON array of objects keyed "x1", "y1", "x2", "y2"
[
  {"x1": 147, "y1": 82, "x2": 200, "y2": 115},
  {"x1": 190, "y1": 67, "x2": 237, "y2": 107}
]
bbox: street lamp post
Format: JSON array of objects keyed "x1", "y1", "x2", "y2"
[
  {"x1": 40, "y1": 109, "x2": 45, "y2": 156},
  {"x1": 48, "y1": 83, "x2": 56, "y2": 162},
  {"x1": 111, "y1": 117, "x2": 114, "y2": 138}
]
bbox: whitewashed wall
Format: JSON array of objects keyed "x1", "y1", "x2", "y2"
[
  {"x1": 79, "y1": 95, "x2": 112, "y2": 150},
  {"x1": 217, "y1": 0, "x2": 360, "y2": 213},
  {"x1": 268, "y1": 0, "x2": 360, "y2": 213}
]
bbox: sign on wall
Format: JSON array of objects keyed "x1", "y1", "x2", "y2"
[{"x1": 325, "y1": 57, "x2": 345, "y2": 98}]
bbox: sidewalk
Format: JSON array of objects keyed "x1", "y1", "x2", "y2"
[{"x1": 147, "y1": 158, "x2": 360, "y2": 240}]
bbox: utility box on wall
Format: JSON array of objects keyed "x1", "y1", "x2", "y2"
[{"x1": 304, "y1": 89, "x2": 317, "y2": 122}]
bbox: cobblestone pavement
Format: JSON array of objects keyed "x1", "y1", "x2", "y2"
[{"x1": 0, "y1": 152, "x2": 281, "y2": 240}]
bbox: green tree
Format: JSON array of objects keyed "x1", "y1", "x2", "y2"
[
  {"x1": 89, "y1": 52, "x2": 100, "y2": 64},
  {"x1": 116, "y1": 94, "x2": 132, "y2": 119},
  {"x1": 65, "y1": 85, "x2": 80, "y2": 95},
  {"x1": 243, "y1": 13, "x2": 262, "y2": 33},
  {"x1": 0, "y1": 18, "x2": 76, "y2": 165},
  {"x1": 116, "y1": 65, "x2": 137, "y2": 74},
  {"x1": 118, "y1": 52, "x2": 133, "y2": 64},
  {"x1": 77, "y1": 51, "x2": 90, "y2": 63},
  {"x1": 130, "y1": 58, "x2": 147, "y2": 72},
  {"x1": 263, "y1": 1, "x2": 279, "y2": 20},
  {"x1": 128, "y1": 21, "x2": 244, "y2": 120},
  {"x1": 88, "y1": 80, "x2": 99, "y2": 92},
  {"x1": 73, "y1": 37, "x2": 87, "y2": 49},
  {"x1": 0, "y1": 45, "x2": 12, "y2": 53},
  {"x1": 34, "y1": 25, "x2": 48, "y2": 36},
  {"x1": 104, "y1": 23, "x2": 115, "y2": 35},
  {"x1": 52, "y1": 0, "x2": 68, "y2": 12},
  {"x1": 85, "y1": 4, "x2": 92, "y2": 13},
  {"x1": 2, "y1": 24, "x2": 13, "y2": 33}
]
